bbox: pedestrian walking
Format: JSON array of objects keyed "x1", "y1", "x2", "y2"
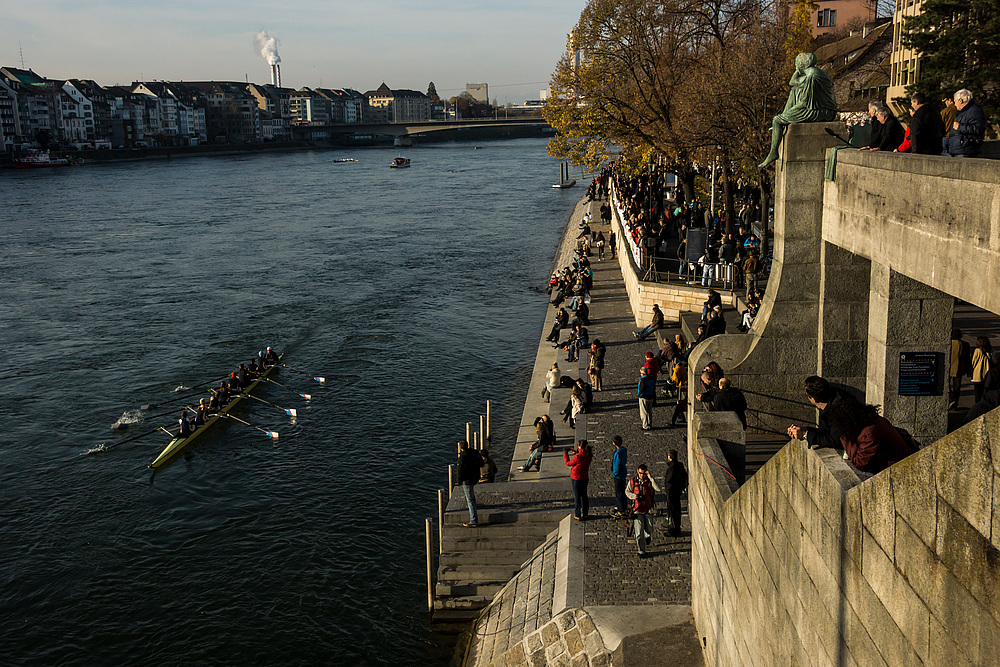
[
  {"x1": 638, "y1": 367, "x2": 656, "y2": 430},
  {"x1": 457, "y1": 439, "x2": 483, "y2": 527},
  {"x1": 608, "y1": 230, "x2": 616, "y2": 259},
  {"x1": 611, "y1": 436, "x2": 628, "y2": 518},
  {"x1": 626, "y1": 464, "x2": 661, "y2": 557},
  {"x1": 564, "y1": 440, "x2": 593, "y2": 521},
  {"x1": 663, "y1": 450, "x2": 688, "y2": 537}
]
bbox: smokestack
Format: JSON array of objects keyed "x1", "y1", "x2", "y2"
[
  {"x1": 276, "y1": 63, "x2": 281, "y2": 88},
  {"x1": 254, "y1": 31, "x2": 282, "y2": 86},
  {"x1": 270, "y1": 64, "x2": 277, "y2": 86}
]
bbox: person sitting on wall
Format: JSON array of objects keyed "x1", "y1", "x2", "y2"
[
  {"x1": 786, "y1": 375, "x2": 857, "y2": 449},
  {"x1": 633, "y1": 304, "x2": 664, "y2": 341},
  {"x1": 825, "y1": 402, "x2": 917, "y2": 475}
]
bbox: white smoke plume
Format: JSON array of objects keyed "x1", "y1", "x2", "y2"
[{"x1": 254, "y1": 30, "x2": 281, "y2": 66}]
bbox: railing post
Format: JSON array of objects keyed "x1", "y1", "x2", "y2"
[
  {"x1": 425, "y1": 518, "x2": 434, "y2": 613},
  {"x1": 437, "y1": 489, "x2": 446, "y2": 554}
]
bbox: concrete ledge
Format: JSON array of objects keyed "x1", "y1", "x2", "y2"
[
  {"x1": 552, "y1": 513, "x2": 584, "y2": 614},
  {"x1": 584, "y1": 604, "x2": 695, "y2": 654}
]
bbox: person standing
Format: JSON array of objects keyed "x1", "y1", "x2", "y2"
[
  {"x1": 950, "y1": 328, "x2": 972, "y2": 410},
  {"x1": 588, "y1": 339, "x2": 605, "y2": 391},
  {"x1": 611, "y1": 436, "x2": 628, "y2": 518},
  {"x1": 542, "y1": 362, "x2": 559, "y2": 403},
  {"x1": 638, "y1": 367, "x2": 656, "y2": 430},
  {"x1": 564, "y1": 440, "x2": 593, "y2": 521},
  {"x1": 626, "y1": 464, "x2": 661, "y2": 557},
  {"x1": 940, "y1": 97, "x2": 957, "y2": 152},
  {"x1": 457, "y1": 440, "x2": 483, "y2": 527},
  {"x1": 948, "y1": 88, "x2": 987, "y2": 158},
  {"x1": 608, "y1": 229, "x2": 616, "y2": 259},
  {"x1": 663, "y1": 450, "x2": 688, "y2": 537},
  {"x1": 971, "y1": 337, "x2": 993, "y2": 404},
  {"x1": 906, "y1": 92, "x2": 944, "y2": 156},
  {"x1": 743, "y1": 251, "x2": 759, "y2": 301}
]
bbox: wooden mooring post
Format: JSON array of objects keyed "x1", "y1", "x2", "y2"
[
  {"x1": 486, "y1": 400, "x2": 492, "y2": 444},
  {"x1": 437, "y1": 489, "x2": 446, "y2": 554},
  {"x1": 448, "y1": 464, "x2": 455, "y2": 497},
  {"x1": 425, "y1": 518, "x2": 434, "y2": 613}
]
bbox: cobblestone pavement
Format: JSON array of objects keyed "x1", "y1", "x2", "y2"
[{"x1": 538, "y1": 200, "x2": 694, "y2": 607}]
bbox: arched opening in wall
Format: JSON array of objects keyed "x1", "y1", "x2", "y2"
[{"x1": 948, "y1": 300, "x2": 1000, "y2": 433}]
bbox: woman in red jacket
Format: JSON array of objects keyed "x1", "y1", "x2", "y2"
[{"x1": 564, "y1": 440, "x2": 593, "y2": 520}]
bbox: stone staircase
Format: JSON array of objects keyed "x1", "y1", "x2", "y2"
[{"x1": 432, "y1": 480, "x2": 573, "y2": 621}]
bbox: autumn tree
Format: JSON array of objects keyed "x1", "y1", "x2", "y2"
[{"x1": 901, "y1": 0, "x2": 1000, "y2": 125}]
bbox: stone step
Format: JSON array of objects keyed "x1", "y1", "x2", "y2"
[
  {"x1": 443, "y1": 509, "x2": 569, "y2": 525},
  {"x1": 437, "y1": 565, "x2": 522, "y2": 584},
  {"x1": 435, "y1": 581, "x2": 503, "y2": 598},
  {"x1": 438, "y1": 550, "x2": 533, "y2": 567},
  {"x1": 432, "y1": 596, "x2": 493, "y2": 622},
  {"x1": 440, "y1": 523, "x2": 558, "y2": 540},
  {"x1": 442, "y1": 535, "x2": 548, "y2": 552}
]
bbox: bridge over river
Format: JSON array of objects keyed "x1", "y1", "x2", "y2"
[{"x1": 289, "y1": 116, "x2": 553, "y2": 143}]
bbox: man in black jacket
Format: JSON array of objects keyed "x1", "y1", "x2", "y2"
[
  {"x1": 457, "y1": 440, "x2": 483, "y2": 527},
  {"x1": 787, "y1": 376, "x2": 857, "y2": 449},
  {"x1": 663, "y1": 450, "x2": 688, "y2": 537},
  {"x1": 907, "y1": 92, "x2": 944, "y2": 156},
  {"x1": 712, "y1": 378, "x2": 748, "y2": 429},
  {"x1": 949, "y1": 88, "x2": 987, "y2": 158}
]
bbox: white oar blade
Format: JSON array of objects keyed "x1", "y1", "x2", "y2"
[
  {"x1": 314, "y1": 377, "x2": 325, "y2": 385},
  {"x1": 300, "y1": 393, "x2": 311, "y2": 401},
  {"x1": 286, "y1": 408, "x2": 297, "y2": 417},
  {"x1": 268, "y1": 431, "x2": 279, "y2": 440}
]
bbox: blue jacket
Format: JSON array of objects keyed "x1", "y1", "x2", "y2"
[
  {"x1": 949, "y1": 101, "x2": 987, "y2": 157},
  {"x1": 638, "y1": 374, "x2": 656, "y2": 398},
  {"x1": 612, "y1": 447, "x2": 627, "y2": 479}
]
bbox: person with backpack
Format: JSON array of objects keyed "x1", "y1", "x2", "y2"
[
  {"x1": 626, "y1": 464, "x2": 661, "y2": 557},
  {"x1": 610, "y1": 436, "x2": 628, "y2": 518},
  {"x1": 663, "y1": 450, "x2": 688, "y2": 536},
  {"x1": 457, "y1": 439, "x2": 483, "y2": 527}
]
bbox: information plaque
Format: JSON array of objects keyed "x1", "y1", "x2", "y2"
[{"x1": 898, "y1": 352, "x2": 941, "y2": 396}]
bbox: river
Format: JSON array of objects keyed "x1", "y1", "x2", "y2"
[{"x1": 0, "y1": 139, "x2": 579, "y2": 665}]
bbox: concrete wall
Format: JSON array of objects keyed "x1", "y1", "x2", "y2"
[
  {"x1": 610, "y1": 188, "x2": 737, "y2": 327},
  {"x1": 690, "y1": 406, "x2": 1000, "y2": 666}
]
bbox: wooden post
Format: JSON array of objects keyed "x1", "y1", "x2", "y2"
[
  {"x1": 473, "y1": 433, "x2": 479, "y2": 450},
  {"x1": 465, "y1": 422, "x2": 471, "y2": 446},
  {"x1": 437, "y1": 489, "x2": 446, "y2": 554},
  {"x1": 486, "y1": 400, "x2": 492, "y2": 443},
  {"x1": 448, "y1": 464, "x2": 455, "y2": 497},
  {"x1": 479, "y1": 415, "x2": 485, "y2": 451},
  {"x1": 425, "y1": 518, "x2": 434, "y2": 613}
]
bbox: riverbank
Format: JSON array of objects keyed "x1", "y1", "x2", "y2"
[{"x1": 443, "y1": 192, "x2": 705, "y2": 666}]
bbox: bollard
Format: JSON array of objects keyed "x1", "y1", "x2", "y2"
[
  {"x1": 457, "y1": 439, "x2": 462, "y2": 456},
  {"x1": 479, "y1": 415, "x2": 485, "y2": 451},
  {"x1": 466, "y1": 422, "x2": 471, "y2": 447},
  {"x1": 448, "y1": 464, "x2": 455, "y2": 497},
  {"x1": 437, "y1": 489, "x2": 446, "y2": 554},
  {"x1": 473, "y1": 433, "x2": 479, "y2": 450},
  {"x1": 486, "y1": 400, "x2": 492, "y2": 443},
  {"x1": 426, "y1": 518, "x2": 434, "y2": 613}
]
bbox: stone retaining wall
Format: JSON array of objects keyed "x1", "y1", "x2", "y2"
[{"x1": 690, "y1": 407, "x2": 1000, "y2": 666}]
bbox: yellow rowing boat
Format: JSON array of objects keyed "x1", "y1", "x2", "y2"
[{"x1": 149, "y1": 357, "x2": 281, "y2": 468}]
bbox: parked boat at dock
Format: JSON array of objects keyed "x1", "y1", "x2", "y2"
[{"x1": 13, "y1": 149, "x2": 75, "y2": 169}]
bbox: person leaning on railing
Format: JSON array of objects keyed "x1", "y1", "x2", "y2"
[{"x1": 786, "y1": 376, "x2": 857, "y2": 450}]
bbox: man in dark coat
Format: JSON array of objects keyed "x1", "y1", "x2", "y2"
[
  {"x1": 712, "y1": 378, "x2": 748, "y2": 429},
  {"x1": 457, "y1": 439, "x2": 483, "y2": 527},
  {"x1": 907, "y1": 92, "x2": 944, "y2": 156},
  {"x1": 787, "y1": 375, "x2": 857, "y2": 449},
  {"x1": 949, "y1": 88, "x2": 987, "y2": 158},
  {"x1": 663, "y1": 449, "x2": 688, "y2": 537}
]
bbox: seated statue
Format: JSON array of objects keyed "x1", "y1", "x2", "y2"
[{"x1": 759, "y1": 52, "x2": 838, "y2": 168}]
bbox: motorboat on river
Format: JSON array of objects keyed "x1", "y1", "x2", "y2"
[
  {"x1": 390, "y1": 156, "x2": 411, "y2": 168},
  {"x1": 13, "y1": 149, "x2": 75, "y2": 169}
]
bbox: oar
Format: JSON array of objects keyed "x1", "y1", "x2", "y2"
[
  {"x1": 280, "y1": 363, "x2": 326, "y2": 385},
  {"x1": 96, "y1": 426, "x2": 169, "y2": 451},
  {"x1": 141, "y1": 376, "x2": 227, "y2": 410},
  {"x1": 219, "y1": 413, "x2": 279, "y2": 440},
  {"x1": 263, "y1": 377, "x2": 311, "y2": 401},
  {"x1": 238, "y1": 393, "x2": 297, "y2": 417}
]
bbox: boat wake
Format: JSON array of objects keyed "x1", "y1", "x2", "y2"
[
  {"x1": 173, "y1": 385, "x2": 189, "y2": 392},
  {"x1": 83, "y1": 443, "x2": 109, "y2": 456},
  {"x1": 116, "y1": 409, "x2": 145, "y2": 426}
]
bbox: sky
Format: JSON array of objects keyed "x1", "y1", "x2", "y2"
[{"x1": 1, "y1": 0, "x2": 585, "y2": 103}]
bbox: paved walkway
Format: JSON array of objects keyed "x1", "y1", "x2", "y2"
[{"x1": 509, "y1": 197, "x2": 694, "y2": 607}]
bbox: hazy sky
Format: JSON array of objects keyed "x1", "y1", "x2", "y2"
[{"x1": 2, "y1": 0, "x2": 584, "y2": 102}]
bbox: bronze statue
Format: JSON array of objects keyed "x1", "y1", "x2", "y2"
[{"x1": 759, "y1": 52, "x2": 838, "y2": 168}]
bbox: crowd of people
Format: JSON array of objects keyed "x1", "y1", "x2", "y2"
[
  {"x1": 860, "y1": 88, "x2": 987, "y2": 158},
  {"x1": 176, "y1": 347, "x2": 280, "y2": 437}
]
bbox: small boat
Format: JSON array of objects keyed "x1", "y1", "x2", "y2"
[
  {"x1": 333, "y1": 158, "x2": 356, "y2": 163},
  {"x1": 13, "y1": 149, "x2": 74, "y2": 169},
  {"x1": 390, "y1": 156, "x2": 411, "y2": 168},
  {"x1": 149, "y1": 356, "x2": 282, "y2": 469}
]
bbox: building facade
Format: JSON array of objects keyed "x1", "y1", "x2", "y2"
[
  {"x1": 887, "y1": 0, "x2": 924, "y2": 109},
  {"x1": 364, "y1": 83, "x2": 431, "y2": 123}
]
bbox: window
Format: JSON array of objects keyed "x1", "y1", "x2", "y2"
[{"x1": 818, "y1": 8, "x2": 837, "y2": 27}]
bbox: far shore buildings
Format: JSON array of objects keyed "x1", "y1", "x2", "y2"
[{"x1": 0, "y1": 68, "x2": 435, "y2": 151}]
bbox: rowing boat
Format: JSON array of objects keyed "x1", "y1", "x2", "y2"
[{"x1": 149, "y1": 357, "x2": 282, "y2": 468}]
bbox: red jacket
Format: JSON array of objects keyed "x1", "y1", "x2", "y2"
[
  {"x1": 563, "y1": 448, "x2": 592, "y2": 480},
  {"x1": 842, "y1": 416, "x2": 913, "y2": 474}
]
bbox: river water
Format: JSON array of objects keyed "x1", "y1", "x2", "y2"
[{"x1": 0, "y1": 139, "x2": 578, "y2": 665}]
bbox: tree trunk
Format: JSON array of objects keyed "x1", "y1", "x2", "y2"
[{"x1": 721, "y1": 153, "x2": 737, "y2": 236}]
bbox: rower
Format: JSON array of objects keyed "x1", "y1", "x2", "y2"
[
  {"x1": 194, "y1": 398, "x2": 211, "y2": 426},
  {"x1": 178, "y1": 410, "x2": 193, "y2": 438},
  {"x1": 256, "y1": 351, "x2": 266, "y2": 372},
  {"x1": 264, "y1": 346, "x2": 279, "y2": 365},
  {"x1": 236, "y1": 364, "x2": 249, "y2": 388}
]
